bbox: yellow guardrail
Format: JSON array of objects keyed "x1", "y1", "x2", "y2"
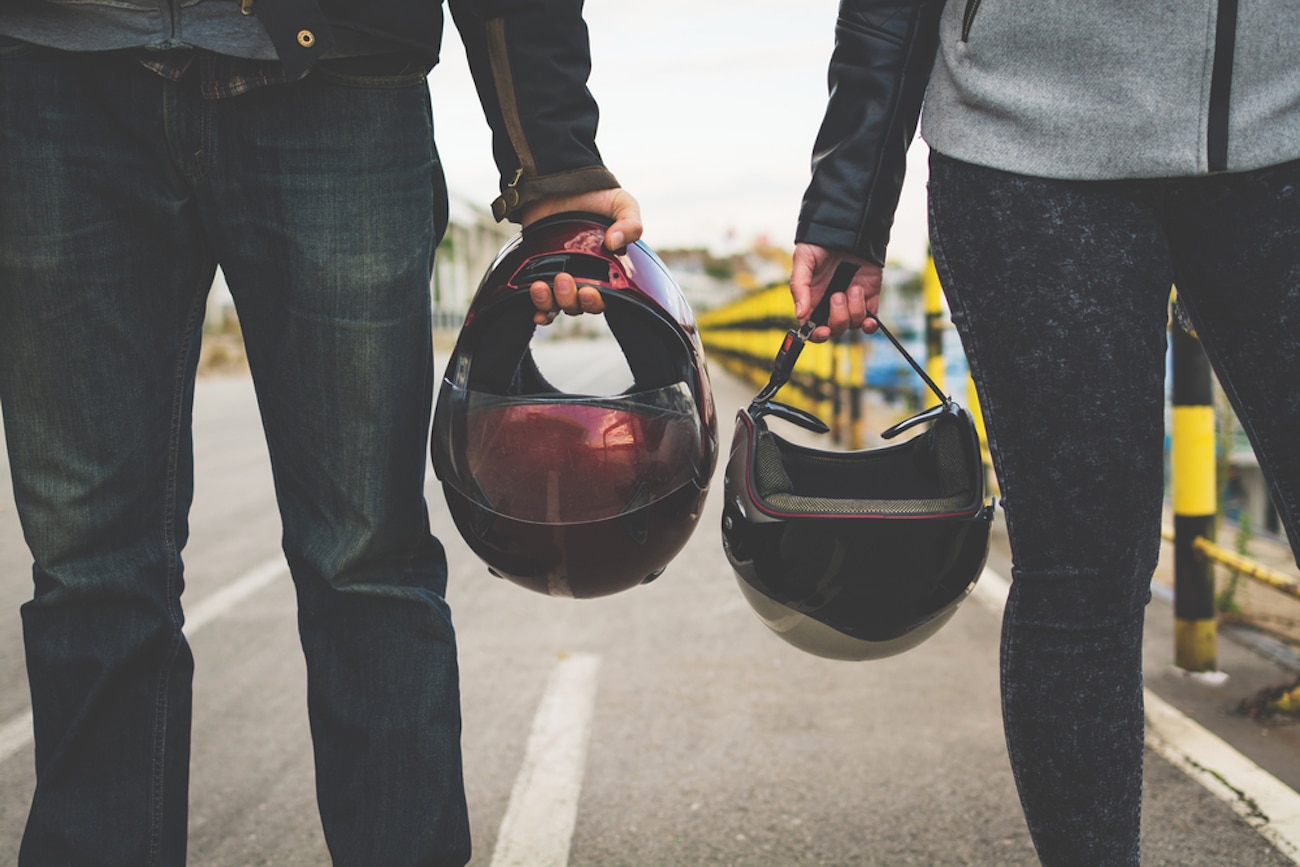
[
  {"x1": 697, "y1": 277, "x2": 996, "y2": 478},
  {"x1": 1195, "y1": 537, "x2": 1300, "y2": 600},
  {"x1": 1160, "y1": 526, "x2": 1300, "y2": 601},
  {"x1": 697, "y1": 283, "x2": 844, "y2": 435},
  {"x1": 696, "y1": 280, "x2": 984, "y2": 458}
]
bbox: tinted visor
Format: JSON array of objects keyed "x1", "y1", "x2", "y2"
[{"x1": 435, "y1": 382, "x2": 705, "y2": 525}]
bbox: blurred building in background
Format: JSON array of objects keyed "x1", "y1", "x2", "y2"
[{"x1": 432, "y1": 194, "x2": 516, "y2": 333}]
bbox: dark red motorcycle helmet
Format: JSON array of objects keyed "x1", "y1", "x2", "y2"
[
  {"x1": 722, "y1": 263, "x2": 995, "y2": 660},
  {"x1": 432, "y1": 212, "x2": 717, "y2": 598}
]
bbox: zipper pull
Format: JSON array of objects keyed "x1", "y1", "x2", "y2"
[{"x1": 240, "y1": 0, "x2": 254, "y2": 15}]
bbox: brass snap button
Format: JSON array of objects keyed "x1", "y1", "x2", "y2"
[{"x1": 297, "y1": 30, "x2": 315, "y2": 48}]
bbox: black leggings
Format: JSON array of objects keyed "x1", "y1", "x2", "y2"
[{"x1": 928, "y1": 151, "x2": 1300, "y2": 866}]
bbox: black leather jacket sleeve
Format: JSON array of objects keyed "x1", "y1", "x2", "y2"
[
  {"x1": 450, "y1": 0, "x2": 619, "y2": 222},
  {"x1": 796, "y1": 0, "x2": 943, "y2": 265}
]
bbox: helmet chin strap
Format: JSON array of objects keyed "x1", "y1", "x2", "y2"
[
  {"x1": 750, "y1": 260, "x2": 950, "y2": 415},
  {"x1": 749, "y1": 261, "x2": 859, "y2": 407},
  {"x1": 871, "y1": 315, "x2": 950, "y2": 407}
]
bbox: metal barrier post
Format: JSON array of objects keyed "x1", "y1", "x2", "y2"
[
  {"x1": 831, "y1": 336, "x2": 845, "y2": 444},
  {"x1": 849, "y1": 334, "x2": 866, "y2": 449},
  {"x1": 923, "y1": 254, "x2": 946, "y2": 395},
  {"x1": 966, "y1": 373, "x2": 997, "y2": 496},
  {"x1": 815, "y1": 340, "x2": 836, "y2": 429},
  {"x1": 1171, "y1": 301, "x2": 1219, "y2": 673}
]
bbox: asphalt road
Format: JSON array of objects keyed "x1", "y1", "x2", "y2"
[{"x1": 0, "y1": 335, "x2": 1296, "y2": 866}]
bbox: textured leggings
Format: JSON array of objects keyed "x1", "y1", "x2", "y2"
[{"x1": 927, "y1": 151, "x2": 1300, "y2": 866}]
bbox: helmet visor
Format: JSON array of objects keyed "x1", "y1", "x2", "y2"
[{"x1": 435, "y1": 382, "x2": 705, "y2": 525}]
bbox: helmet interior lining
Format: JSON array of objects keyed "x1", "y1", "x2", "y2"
[{"x1": 752, "y1": 418, "x2": 979, "y2": 517}]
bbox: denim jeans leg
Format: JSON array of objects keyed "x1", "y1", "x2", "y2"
[
  {"x1": 1164, "y1": 158, "x2": 1300, "y2": 557},
  {"x1": 928, "y1": 153, "x2": 1175, "y2": 866},
  {"x1": 195, "y1": 65, "x2": 469, "y2": 866},
  {"x1": 0, "y1": 49, "x2": 212, "y2": 866}
]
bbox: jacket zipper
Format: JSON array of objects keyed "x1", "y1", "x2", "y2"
[
  {"x1": 1206, "y1": 0, "x2": 1238, "y2": 172},
  {"x1": 960, "y1": 0, "x2": 982, "y2": 42}
]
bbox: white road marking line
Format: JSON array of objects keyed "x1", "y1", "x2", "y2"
[
  {"x1": 182, "y1": 557, "x2": 287, "y2": 634},
  {"x1": 1146, "y1": 691, "x2": 1300, "y2": 863},
  {"x1": 490, "y1": 652, "x2": 602, "y2": 867},
  {"x1": 972, "y1": 566, "x2": 1300, "y2": 863},
  {"x1": 0, "y1": 556, "x2": 288, "y2": 766}
]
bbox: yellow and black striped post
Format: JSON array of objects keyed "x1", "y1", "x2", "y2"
[
  {"x1": 966, "y1": 373, "x2": 997, "y2": 497},
  {"x1": 848, "y1": 333, "x2": 867, "y2": 449},
  {"x1": 812, "y1": 338, "x2": 836, "y2": 428},
  {"x1": 831, "y1": 335, "x2": 845, "y2": 444},
  {"x1": 922, "y1": 254, "x2": 946, "y2": 395},
  {"x1": 1171, "y1": 298, "x2": 1218, "y2": 672}
]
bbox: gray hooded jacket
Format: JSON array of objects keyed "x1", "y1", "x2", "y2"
[{"x1": 923, "y1": 0, "x2": 1300, "y2": 178}]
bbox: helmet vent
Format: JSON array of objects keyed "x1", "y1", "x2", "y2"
[{"x1": 513, "y1": 253, "x2": 612, "y2": 287}]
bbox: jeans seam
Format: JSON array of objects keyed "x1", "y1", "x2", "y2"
[
  {"x1": 928, "y1": 174, "x2": 1016, "y2": 550},
  {"x1": 311, "y1": 70, "x2": 429, "y2": 89},
  {"x1": 197, "y1": 91, "x2": 212, "y2": 183},
  {"x1": 147, "y1": 282, "x2": 207, "y2": 866}
]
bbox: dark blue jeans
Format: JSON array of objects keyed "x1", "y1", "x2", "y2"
[
  {"x1": 928, "y1": 151, "x2": 1300, "y2": 866},
  {"x1": 0, "y1": 44, "x2": 469, "y2": 866}
]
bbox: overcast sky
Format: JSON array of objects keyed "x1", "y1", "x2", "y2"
[{"x1": 426, "y1": 0, "x2": 930, "y2": 268}]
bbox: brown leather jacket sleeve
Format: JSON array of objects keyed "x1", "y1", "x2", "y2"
[
  {"x1": 450, "y1": 0, "x2": 619, "y2": 222},
  {"x1": 795, "y1": 0, "x2": 943, "y2": 265}
]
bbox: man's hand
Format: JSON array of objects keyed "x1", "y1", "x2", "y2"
[
  {"x1": 790, "y1": 243, "x2": 883, "y2": 342},
  {"x1": 528, "y1": 271, "x2": 604, "y2": 325},
  {"x1": 521, "y1": 187, "x2": 643, "y2": 325}
]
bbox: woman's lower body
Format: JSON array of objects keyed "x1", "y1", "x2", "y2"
[{"x1": 928, "y1": 151, "x2": 1300, "y2": 866}]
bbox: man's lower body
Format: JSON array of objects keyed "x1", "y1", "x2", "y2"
[
  {"x1": 0, "y1": 44, "x2": 469, "y2": 866},
  {"x1": 928, "y1": 151, "x2": 1300, "y2": 866}
]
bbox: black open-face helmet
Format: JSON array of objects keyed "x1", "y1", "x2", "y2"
[
  {"x1": 723, "y1": 263, "x2": 994, "y2": 660},
  {"x1": 432, "y1": 212, "x2": 717, "y2": 598}
]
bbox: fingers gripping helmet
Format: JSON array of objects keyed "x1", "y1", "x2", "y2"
[
  {"x1": 722, "y1": 263, "x2": 994, "y2": 660},
  {"x1": 432, "y1": 212, "x2": 717, "y2": 598}
]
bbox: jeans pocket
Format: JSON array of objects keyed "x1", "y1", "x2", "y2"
[{"x1": 313, "y1": 51, "x2": 431, "y2": 88}]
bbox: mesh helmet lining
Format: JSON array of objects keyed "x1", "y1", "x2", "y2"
[{"x1": 752, "y1": 415, "x2": 978, "y2": 516}]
